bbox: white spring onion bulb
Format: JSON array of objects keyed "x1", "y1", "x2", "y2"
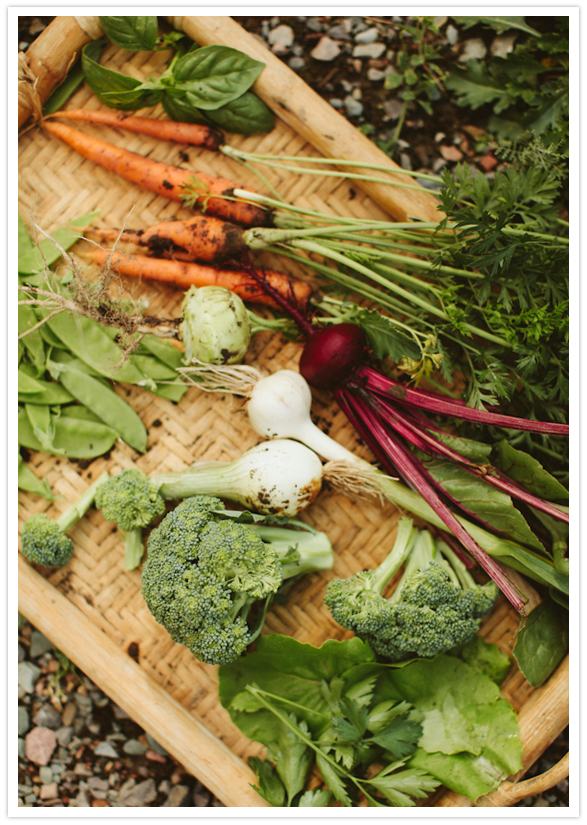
[
  {"x1": 246, "y1": 369, "x2": 365, "y2": 465},
  {"x1": 152, "y1": 438, "x2": 323, "y2": 517}
]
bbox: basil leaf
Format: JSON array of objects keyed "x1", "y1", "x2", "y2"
[
  {"x1": 204, "y1": 92, "x2": 275, "y2": 135},
  {"x1": 161, "y1": 91, "x2": 211, "y2": 125},
  {"x1": 81, "y1": 41, "x2": 161, "y2": 110},
  {"x1": 172, "y1": 45, "x2": 266, "y2": 110},
  {"x1": 512, "y1": 598, "x2": 569, "y2": 687},
  {"x1": 99, "y1": 16, "x2": 159, "y2": 51}
]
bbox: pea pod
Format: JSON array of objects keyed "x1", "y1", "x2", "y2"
[
  {"x1": 24, "y1": 404, "x2": 66, "y2": 456},
  {"x1": 139, "y1": 335, "x2": 185, "y2": 370},
  {"x1": 18, "y1": 369, "x2": 46, "y2": 395},
  {"x1": 18, "y1": 379, "x2": 75, "y2": 406},
  {"x1": 46, "y1": 311, "x2": 154, "y2": 387},
  {"x1": 18, "y1": 453, "x2": 55, "y2": 500},
  {"x1": 150, "y1": 382, "x2": 188, "y2": 403},
  {"x1": 18, "y1": 407, "x2": 119, "y2": 459},
  {"x1": 50, "y1": 359, "x2": 148, "y2": 453},
  {"x1": 131, "y1": 353, "x2": 180, "y2": 382},
  {"x1": 59, "y1": 405, "x2": 104, "y2": 423},
  {"x1": 18, "y1": 305, "x2": 46, "y2": 374}
]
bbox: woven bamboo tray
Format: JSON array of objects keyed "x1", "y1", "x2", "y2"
[{"x1": 17, "y1": 15, "x2": 569, "y2": 808}]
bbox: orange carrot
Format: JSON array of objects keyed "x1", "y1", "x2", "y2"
[
  {"x1": 45, "y1": 109, "x2": 224, "y2": 151},
  {"x1": 86, "y1": 215, "x2": 246, "y2": 264},
  {"x1": 42, "y1": 120, "x2": 272, "y2": 228},
  {"x1": 88, "y1": 247, "x2": 313, "y2": 310}
]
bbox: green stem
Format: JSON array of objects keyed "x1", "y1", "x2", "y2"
[
  {"x1": 222, "y1": 144, "x2": 445, "y2": 182},
  {"x1": 124, "y1": 528, "x2": 145, "y2": 571},
  {"x1": 58, "y1": 471, "x2": 110, "y2": 533},
  {"x1": 501, "y1": 226, "x2": 569, "y2": 244},
  {"x1": 392, "y1": 100, "x2": 410, "y2": 146},
  {"x1": 290, "y1": 240, "x2": 510, "y2": 347}
]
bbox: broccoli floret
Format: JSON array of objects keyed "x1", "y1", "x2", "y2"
[
  {"x1": 141, "y1": 495, "x2": 334, "y2": 665},
  {"x1": 324, "y1": 517, "x2": 498, "y2": 662},
  {"x1": 21, "y1": 472, "x2": 110, "y2": 568},
  {"x1": 95, "y1": 469, "x2": 166, "y2": 570}
]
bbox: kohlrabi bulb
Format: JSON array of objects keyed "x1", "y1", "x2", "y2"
[{"x1": 180, "y1": 285, "x2": 252, "y2": 365}]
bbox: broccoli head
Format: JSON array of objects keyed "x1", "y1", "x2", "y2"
[
  {"x1": 20, "y1": 472, "x2": 110, "y2": 569},
  {"x1": 141, "y1": 495, "x2": 334, "y2": 665},
  {"x1": 21, "y1": 512, "x2": 74, "y2": 568},
  {"x1": 324, "y1": 517, "x2": 498, "y2": 662},
  {"x1": 95, "y1": 469, "x2": 166, "y2": 570}
]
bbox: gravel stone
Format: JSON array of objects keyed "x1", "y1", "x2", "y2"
[
  {"x1": 56, "y1": 726, "x2": 74, "y2": 747},
  {"x1": 344, "y1": 96, "x2": 364, "y2": 118},
  {"x1": 491, "y1": 33, "x2": 518, "y2": 58},
  {"x1": 158, "y1": 779, "x2": 171, "y2": 795},
  {"x1": 458, "y1": 38, "x2": 487, "y2": 62},
  {"x1": 39, "y1": 782, "x2": 58, "y2": 800},
  {"x1": 88, "y1": 776, "x2": 110, "y2": 791},
  {"x1": 29, "y1": 630, "x2": 54, "y2": 658},
  {"x1": 94, "y1": 741, "x2": 118, "y2": 758},
  {"x1": 352, "y1": 42, "x2": 386, "y2": 59},
  {"x1": 25, "y1": 726, "x2": 57, "y2": 765},
  {"x1": 146, "y1": 733, "x2": 169, "y2": 756},
  {"x1": 61, "y1": 702, "x2": 76, "y2": 727},
  {"x1": 162, "y1": 784, "x2": 191, "y2": 807},
  {"x1": 327, "y1": 24, "x2": 350, "y2": 40},
  {"x1": 18, "y1": 737, "x2": 26, "y2": 759},
  {"x1": 306, "y1": 17, "x2": 324, "y2": 33},
  {"x1": 328, "y1": 98, "x2": 344, "y2": 109},
  {"x1": 18, "y1": 706, "x2": 30, "y2": 736},
  {"x1": 310, "y1": 36, "x2": 341, "y2": 62},
  {"x1": 123, "y1": 739, "x2": 148, "y2": 756},
  {"x1": 73, "y1": 693, "x2": 93, "y2": 716},
  {"x1": 382, "y1": 99, "x2": 404, "y2": 121},
  {"x1": 33, "y1": 703, "x2": 62, "y2": 730},
  {"x1": 354, "y1": 27, "x2": 379, "y2": 44},
  {"x1": 367, "y1": 68, "x2": 386, "y2": 82},
  {"x1": 39, "y1": 766, "x2": 53, "y2": 784},
  {"x1": 288, "y1": 56, "x2": 305, "y2": 70},
  {"x1": 268, "y1": 24, "x2": 294, "y2": 54},
  {"x1": 119, "y1": 778, "x2": 157, "y2": 807},
  {"x1": 446, "y1": 24, "x2": 459, "y2": 46},
  {"x1": 18, "y1": 661, "x2": 41, "y2": 693},
  {"x1": 18, "y1": 644, "x2": 26, "y2": 663}
]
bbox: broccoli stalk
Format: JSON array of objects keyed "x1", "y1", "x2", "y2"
[
  {"x1": 20, "y1": 471, "x2": 110, "y2": 568},
  {"x1": 94, "y1": 469, "x2": 166, "y2": 571},
  {"x1": 324, "y1": 517, "x2": 498, "y2": 662},
  {"x1": 141, "y1": 495, "x2": 334, "y2": 666}
]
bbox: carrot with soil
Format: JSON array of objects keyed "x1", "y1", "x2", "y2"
[
  {"x1": 41, "y1": 120, "x2": 272, "y2": 228},
  {"x1": 86, "y1": 215, "x2": 247, "y2": 265},
  {"x1": 87, "y1": 246, "x2": 312, "y2": 310},
  {"x1": 44, "y1": 109, "x2": 224, "y2": 150}
]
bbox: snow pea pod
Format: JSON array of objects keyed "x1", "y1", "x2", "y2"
[
  {"x1": 59, "y1": 405, "x2": 104, "y2": 423},
  {"x1": 131, "y1": 353, "x2": 179, "y2": 382},
  {"x1": 18, "y1": 453, "x2": 55, "y2": 500},
  {"x1": 18, "y1": 369, "x2": 46, "y2": 395},
  {"x1": 52, "y1": 360, "x2": 148, "y2": 453},
  {"x1": 46, "y1": 312, "x2": 153, "y2": 387},
  {"x1": 18, "y1": 407, "x2": 119, "y2": 459},
  {"x1": 18, "y1": 379, "x2": 75, "y2": 406},
  {"x1": 150, "y1": 382, "x2": 188, "y2": 403},
  {"x1": 24, "y1": 404, "x2": 66, "y2": 455},
  {"x1": 139, "y1": 336, "x2": 185, "y2": 370},
  {"x1": 18, "y1": 305, "x2": 46, "y2": 374}
]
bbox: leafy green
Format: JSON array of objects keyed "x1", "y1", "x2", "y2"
[
  {"x1": 512, "y1": 598, "x2": 569, "y2": 686},
  {"x1": 99, "y1": 16, "x2": 159, "y2": 51},
  {"x1": 452, "y1": 635, "x2": 512, "y2": 685},
  {"x1": 452, "y1": 16, "x2": 541, "y2": 36},
  {"x1": 219, "y1": 635, "x2": 522, "y2": 805},
  {"x1": 80, "y1": 34, "x2": 273, "y2": 135},
  {"x1": 494, "y1": 440, "x2": 568, "y2": 502}
]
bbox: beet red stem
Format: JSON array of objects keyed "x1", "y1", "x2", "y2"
[
  {"x1": 358, "y1": 366, "x2": 569, "y2": 437},
  {"x1": 336, "y1": 387, "x2": 528, "y2": 613}
]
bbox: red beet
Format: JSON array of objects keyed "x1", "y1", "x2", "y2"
[{"x1": 299, "y1": 323, "x2": 366, "y2": 390}]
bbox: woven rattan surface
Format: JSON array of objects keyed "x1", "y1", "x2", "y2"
[{"x1": 19, "y1": 40, "x2": 535, "y2": 774}]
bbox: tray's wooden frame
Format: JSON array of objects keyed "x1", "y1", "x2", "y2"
[{"x1": 17, "y1": 15, "x2": 569, "y2": 808}]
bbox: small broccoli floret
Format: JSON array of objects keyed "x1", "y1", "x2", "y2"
[
  {"x1": 324, "y1": 517, "x2": 498, "y2": 662},
  {"x1": 95, "y1": 469, "x2": 166, "y2": 570},
  {"x1": 141, "y1": 495, "x2": 334, "y2": 665},
  {"x1": 20, "y1": 472, "x2": 110, "y2": 568}
]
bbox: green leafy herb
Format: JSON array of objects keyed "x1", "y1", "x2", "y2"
[
  {"x1": 99, "y1": 16, "x2": 159, "y2": 51},
  {"x1": 219, "y1": 635, "x2": 523, "y2": 805},
  {"x1": 512, "y1": 597, "x2": 569, "y2": 686}
]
